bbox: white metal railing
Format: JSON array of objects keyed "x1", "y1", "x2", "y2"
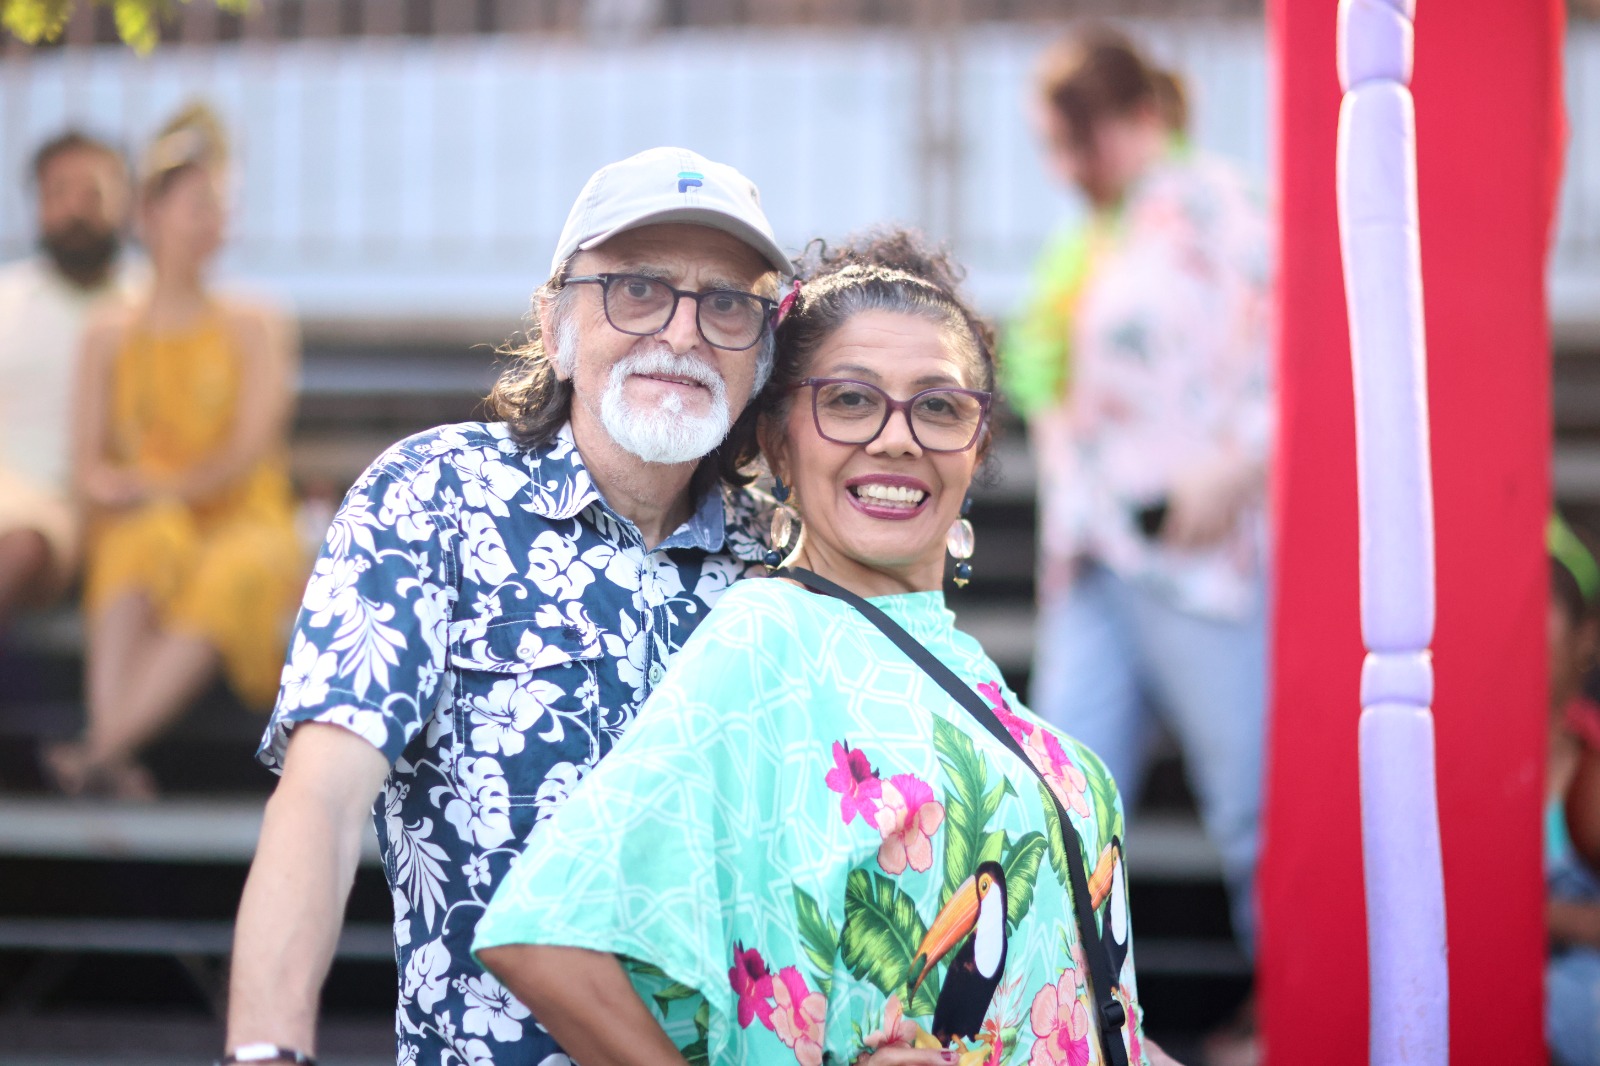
[{"x1": 0, "y1": 19, "x2": 1594, "y2": 334}]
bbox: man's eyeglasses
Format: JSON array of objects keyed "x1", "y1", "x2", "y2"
[
  {"x1": 565, "y1": 273, "x2": 776, "y2": 352},
  {"x1": 792, "y1": 377, "x2": 993, "y2": 453}
]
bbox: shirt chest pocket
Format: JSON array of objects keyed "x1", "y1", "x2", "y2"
[{"x1": 447, "y1": 612, "x2": 604, "y2": 803}]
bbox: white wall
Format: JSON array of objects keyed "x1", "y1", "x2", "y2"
[{"x1": 1, "y1": 19, "x2": 1593, "y2": 335}]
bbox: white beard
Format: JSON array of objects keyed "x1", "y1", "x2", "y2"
[{"x1": 598, "y1": 345, "x2": 732, "y2": 465}]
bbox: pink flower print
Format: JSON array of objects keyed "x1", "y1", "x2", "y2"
[
  {"x1": 1115, "y1": 985, "x2": 1142, "y2": 1065},
  {"x1": 1036, "y1": 732, "x2": 1091, "y2": 820},
  {"x1": 980, "y1": 681, "x2": 1032, "y2": 747},
  {"x1": 729, "y1": 942, "x2": 775, "y2": 1030},
  {"x1": 1029, "y1": 972, "x2": 1092, "y2": 1066},
  {"x1": 770, "y1": 966, "x2": 828, "y2": 1066},
  {"x1": 874, "y1": 774, "x2": 946, "y2": 875},
  {"x1": 858, "y1": 994, "x2": 929, "y2": 1058},
  {"x1": 981, "y1": 681, "x2": 1092, "y2": 821},
  {"x1": 825, "y1": 741, "x2": 882, "y2": 826}
]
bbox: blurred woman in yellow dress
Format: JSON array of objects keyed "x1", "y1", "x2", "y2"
[{"x1": 46, "y1": 104, "x2": 304, "y2": 798}]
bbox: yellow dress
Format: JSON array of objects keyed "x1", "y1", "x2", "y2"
[{"x1": 84, "y1": 305, "x2": 305, "y2": 709}]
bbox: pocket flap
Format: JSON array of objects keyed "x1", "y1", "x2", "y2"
[{"x1": 449, "y1": 610, "x2": 602, "y2": 672}]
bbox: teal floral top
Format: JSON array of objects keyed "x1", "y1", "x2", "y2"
[{"x1": 475, "y1": 578, "x2": 1150, "y2": 1066}]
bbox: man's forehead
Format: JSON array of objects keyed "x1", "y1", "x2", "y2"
[{"x1": 578, "y1": 223, "x2": 772, "y2": 287}]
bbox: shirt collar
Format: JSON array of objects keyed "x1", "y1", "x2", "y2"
[{"x1": 517, "y1": 422, "x2": 766, "y2": 560}]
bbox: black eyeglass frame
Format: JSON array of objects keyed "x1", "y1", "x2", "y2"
[
  {"x1": 564, "y1": 273, "x2": 778, "y2": 352},
  {"x1": 791, "y1": 376, "x2": 995, "y2": 453}
]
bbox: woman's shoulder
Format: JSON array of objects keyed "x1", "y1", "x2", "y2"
[
  {"x1": 216, "y1": 293, "x2": 293, "y2": 346},
  {"x1": 687, "y1": 576, "x2": 839, "y2": 649}
]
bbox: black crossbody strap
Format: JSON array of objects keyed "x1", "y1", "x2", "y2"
[{"x1": 776, "y1": 568, "x2": 1129, "y2": 1066}]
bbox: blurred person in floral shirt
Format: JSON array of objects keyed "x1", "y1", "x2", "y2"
[
  {"x1": 223, "y1": 147, "x2": 791, "y2": 1066},
  {"x1": 1001, "y1": 28, "x2": 1273, "y2": 963}
]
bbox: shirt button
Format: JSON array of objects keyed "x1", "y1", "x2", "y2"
[{"x1": 648, "y1": 661, "x2": 665, "y2": 686}]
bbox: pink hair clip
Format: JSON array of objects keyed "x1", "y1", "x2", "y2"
[{"x1": 775, "y1": 279, "x2": 802, "y2": 326}]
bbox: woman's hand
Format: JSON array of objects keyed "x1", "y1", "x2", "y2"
[
  {"x1": 859, "y1": 1048, "x2": 962, "y2": 1066},
  {"x1": 81, "y1": 465, "x2": 151, "y2": 510}
]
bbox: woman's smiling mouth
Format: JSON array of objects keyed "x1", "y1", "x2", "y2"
[{"x1": 845, "y1": 476, "x2": 932, "y2": 519}]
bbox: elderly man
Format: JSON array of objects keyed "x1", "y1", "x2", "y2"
[
  {"x1": 224, "y1": 148, "x2": 789, "y2": 1066},
  {"x1": 0, "y1": 131, "x2": 132, "y2": 627}
]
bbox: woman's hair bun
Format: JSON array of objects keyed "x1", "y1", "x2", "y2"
[{"x1": 140, "y1": 100, "x2": 228, "y2": 196}]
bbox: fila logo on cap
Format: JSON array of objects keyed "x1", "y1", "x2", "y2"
[{"x1": 676, "y1": 170, "x2": 704, "y2": 193}]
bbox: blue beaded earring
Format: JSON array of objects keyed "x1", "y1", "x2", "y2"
[
  {"x1": 765, "y1": 477, "x2": 799, "y2": 569},
  {"x1": 948, "y1": 495, "x2": 975, "y2": 587}
]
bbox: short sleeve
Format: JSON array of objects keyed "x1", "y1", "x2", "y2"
[
  {"x1": 473, "y1": 583, "x2": 808, "y2": 1062},
  {"x1": 258, "y1": 450, "x2": 455, "y2": 770}
]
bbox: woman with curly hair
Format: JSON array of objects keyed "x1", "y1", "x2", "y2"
[
  {"x1": 46, "y1": 103, "x2": 304, "y2": 797},
  {"x1": 475, "y1": 231, "x2": 1174, "y2": 1066}
]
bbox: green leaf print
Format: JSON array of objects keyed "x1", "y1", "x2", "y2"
[
  {"x1": 794, "y1": 885, "x2": 841, "y2": 998},
  {"x1": 935, "y1": 718, "x2": 1006, "y2": 909},
  {"x1": 682, "y1": 1001, "x2": 711, "y2": 1066},
  {"x1": 840, "y1": 868, "x2": 938, "y2": 1016},
  {"x1": 1001, "y1": 830, "x2": 1048, "y2": 931},
  {"x1": 1081, "y1": 751, "x2": 1122, "y2": 855},
  {"x1": 1039, "y1": 782, "x2": 1074, "y2": 891}
]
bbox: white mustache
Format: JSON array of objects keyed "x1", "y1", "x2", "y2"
[{"x1": 613, "y1": 347, "x2": 725, "y2": 395}]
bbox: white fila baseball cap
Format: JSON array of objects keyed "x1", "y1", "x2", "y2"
[{"x1": 550, "y1": 147, "x2": 792, "y2": 278}]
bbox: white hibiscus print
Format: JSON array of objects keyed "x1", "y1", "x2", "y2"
[
  {"x1": 467, "y1": 677, "x2": 564, "y2": 756},
  {"x1": 459, "y1": 972, "x2": 531, "y2": 1042},
  {"x1": 317, "y1": 704, "x2": 391, "y2": 753},
  {"x1": 532, "y1": 761, "x2": 584, "y2": 824},
  {"x1": 460, "y1": 511, "x2": 516, "y2": 585},
  {"x1": 380, "y1": 477, "x2": 438, "y2": 542},
  {"x1": 432, "y1": 756, "x2": 513, "y2": 848},
  {"x1": 279, "y1": 632, "x2": 337, "y2": 712},
  {"x1": 526, "y1": 530, "x2": 596, "y2": 601},
  {"x1": 323, "y1": 488, "x2": 383, "y2": 559},
  {"x1": 301, "y1": 555, "x2": 368, "y2": 628},
  {"x1": 400, "y1": 937, "x2": 451, "y2": 1013},
  {"x1": 455, "y1": 447, "x2": 531, "y2": 518},
  {"x1": 579, "y1": 541, "x2": 642, "y2": 592}
]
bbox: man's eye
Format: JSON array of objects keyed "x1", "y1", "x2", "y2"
[
  {"x1": 707, "y1": 294, "x2": 740, "y2": 314},
  {"x1": 620, "y1": 279, "x2": 657, "y2": 300}
]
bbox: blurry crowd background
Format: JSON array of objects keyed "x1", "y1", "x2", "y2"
[{"x1": 1, "y1": 1, "x2": 1599, "y2": 1063}]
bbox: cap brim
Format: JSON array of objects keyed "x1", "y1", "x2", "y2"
[{"x1": 579, "y1": 207, "x2": 793, "y2": 277}]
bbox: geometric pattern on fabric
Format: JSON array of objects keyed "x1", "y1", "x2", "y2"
[{"x1": 476, "y1": 578, "x2": 1150, "y2": 1066}]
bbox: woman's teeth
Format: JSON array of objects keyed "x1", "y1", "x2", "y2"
[{"x1": 851, "y1": 484, "x2": 928, "y2": 508}]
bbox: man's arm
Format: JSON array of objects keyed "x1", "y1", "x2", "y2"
[{"x1": 226, "y1": 722, "x2": 391, "y2": 1056}]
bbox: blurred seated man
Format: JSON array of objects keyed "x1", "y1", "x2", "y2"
[{"x1": 0, "y1": 131, "x2": 133, "y2": 630}]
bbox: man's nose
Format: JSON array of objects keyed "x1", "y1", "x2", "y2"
[{"x1": 659, "y1": 295, "x2": 703, "y2": 353}]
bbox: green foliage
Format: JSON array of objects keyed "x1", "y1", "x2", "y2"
[
  {"x1": 793, "y1": 885, "x2": 841, "y2": 999},
  {"x1": 1000, "y1": 830, "x2": 1048, "y2": 932},
  {"x1": 1039, "y1": 782, "x2": 1075, "y2": 891},
  {"x1": 933, "y1": 716, "x2": 1007, "y2": 910},
  {"x1": 840, "y1": 867, "x2": 938, "y2": 1016},
  {"x1": 681, "y1": 1001, "x2": 711, "y2": 1066},
  {"x1": 3, "y1": 0, "x2": 249, "y2": 53},
  {"x1": 1080, "y1": 752, "x2": 1123, "y2": 856}
]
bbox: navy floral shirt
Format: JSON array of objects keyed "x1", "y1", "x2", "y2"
[{"x1": 259, "y1": 421, "x2": 767, "y2": 1066}]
